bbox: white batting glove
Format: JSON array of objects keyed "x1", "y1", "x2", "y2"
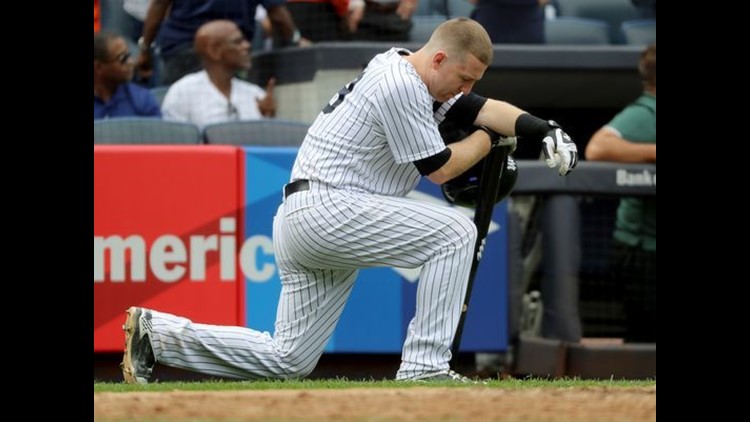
[{"x1": 542, "y1": 121, "x2": 578, "y2": 176}]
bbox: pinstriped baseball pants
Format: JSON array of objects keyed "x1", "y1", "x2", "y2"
[{"x1": 147, "y1": 182, "x2": 477, "y2": 380}]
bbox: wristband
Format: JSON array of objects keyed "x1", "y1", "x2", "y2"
[
  {"x1": 515, "y1": 113, "x2": 552, "y2": 139},
  {"x1": 137, "y1": 37, "x2": 154, "y2": 51},
  {"x1": 290, "y1": 29, "x2": 301, "y2": 46}
]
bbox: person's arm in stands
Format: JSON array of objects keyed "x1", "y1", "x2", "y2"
[
  {"x1": 266, "y1": 4, "x2": 312, "y2": 46},
  {"x1": 257, "y1": 78, "x2": 277, "y2": 118},
  {"x1": 586, "y1": 126, "x2": 656, "y2": 163},
  {"x1": 136, "y1": 0, "x2": 172, "y2": 80}
]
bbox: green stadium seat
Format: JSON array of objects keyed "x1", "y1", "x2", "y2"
[
  {"x1": 202, "y1": 119, "x2": 310, "y2": 146},
  {"x1": 94, "y1": 117, "x2": 202, "y2": 144},
  {"x1": 545, "y1": 17, "x2": 611, "y2": 45},
  {"x1": 620, "y1": 19, "x2": 656, "y2": 45}
]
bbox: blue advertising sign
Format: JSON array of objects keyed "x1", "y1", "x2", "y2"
[{"x1": 243, "y1": 147, "x2": 508, "y2": 353}]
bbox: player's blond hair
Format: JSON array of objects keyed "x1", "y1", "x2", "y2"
[{"x1": 426, "y1": 18, "x2": 493, "y2": 65}]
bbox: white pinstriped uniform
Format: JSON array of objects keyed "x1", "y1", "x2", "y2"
[{"x1": 147, "y1": 48, "x2": 477, "y2": 380}]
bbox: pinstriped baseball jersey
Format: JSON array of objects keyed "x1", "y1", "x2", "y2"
[
  {"x1": 292, "y1": 48, "x2": 457, "y2": 197},
  {"x1": 136, "y1": 48, "x2": 479, "y2": 383}
]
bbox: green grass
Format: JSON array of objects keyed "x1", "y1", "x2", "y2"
[{"x1": 94, "y1": 377, "x2": 655, "y2": 393}]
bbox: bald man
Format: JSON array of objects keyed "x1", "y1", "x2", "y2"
[
  {"x1": 161, "y1": 20, "x2": 276, "y2": 130},
  {"x1": 136, "y1": 0, "x2": 308, "y2": 85}
]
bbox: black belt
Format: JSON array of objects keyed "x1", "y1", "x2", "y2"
[{"x1": 284, "y1": 179, "x2": 310, "y2": 198}]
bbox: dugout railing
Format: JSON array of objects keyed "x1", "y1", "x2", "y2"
[{"x1": 504, "y1": 160, "x2": 655, "y2": 379}]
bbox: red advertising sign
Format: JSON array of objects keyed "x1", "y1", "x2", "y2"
[{"x1": 94, "y1": 146, "x2": 245, "y2": 352}]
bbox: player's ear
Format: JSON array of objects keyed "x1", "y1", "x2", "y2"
[{"x1": 433, "y1": 51, "x2": 447, "y2": 69}]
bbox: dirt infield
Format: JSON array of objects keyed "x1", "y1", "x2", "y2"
[{"x1": 95, "y1": 386, "x2": 655, "y2": 421}]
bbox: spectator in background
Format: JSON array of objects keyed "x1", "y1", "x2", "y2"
[
  {"x1": 287, "y1": 0, "x2": 351, "y2": 41},
  {"x1": 469, "y1": 0, "x2": 549, "y2": 44},
  {"x1": 161, "y1": 20, "x2": 276, "y2": 130},
  {"x1": 350, "y1": 0, "x2": 418, "y2": 42},
  {"x1": 123, "y1": 0, "x2": 162, "y2": 87},
  {"x1": 122, "y1": 0, "x2": 150, "y2": 41},
  {"x1": 94, "y1": 31, "x2": 162, "y2": 120},
  {"x1": 94, "y1": 0, "x2": 101, "y2": 32},
  {"x1": 631, "y1": 0, "x2": 656, "y2": 19},
  {"x1": 254, "y1": 5, "x2": 276, "y2": 52},
  {"x1": 585, "y1": 44, "x2": 656, "y2": 343},
  {"x1": 137, "y1": 0, "x2": 311, "y2": 86}
]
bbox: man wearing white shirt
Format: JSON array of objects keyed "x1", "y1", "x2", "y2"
[{"x1": 162, "y1": 20, "x2": 276, "y2": 130}]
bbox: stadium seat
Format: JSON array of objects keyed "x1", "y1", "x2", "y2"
[
  {"x1": 203, "y1": 119, "x2": 310, "y2": 146},
  {"x1": 416, "y1": 0, "x2": 445, "y2": 16},
  {"x1": 446, "y1": 0, "x2": 474, "y2": 18},
  {"x1": 409, "y1": 15, "x2": 448, "y2": 43},
  {"x1": 100, "y1": 0, "x2": 128, "y2": 34},
  {"x1": 620, "y1": 19, "x2": 656, "y2": 45},
  {"x1": 545, "y1": 17, "x2": 611, "y2": 45},
  {"x1": 554, "y1": 0, "x2": 640, "y2": 44},
  {"x1": 94, "y1": 117, "x2": 202, "y2": 144}
]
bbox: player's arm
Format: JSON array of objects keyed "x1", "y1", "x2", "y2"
[
  {"x1": 439, "y1": 93, "x2": 579, "y2": 175},
  {"x1": 474, "y1": 97, "x2": 579, "y2": 175},
  {"x1": 475, "y1": 98, "x2": 566, "y2": 142},
  {"x1": 442, "y1": 93, "x2": 550, "y2": 139},
  {"x1": 415, "y1": 129, "x2": 494, "y2": 184},
  {"x1": 474, "y1": 99, "x2": 526, "y2": 135},
  {"x1": 417, "y1": 94, "x2": 528, "y2": 183},
  {"x1": 586, "y1": 127, "x2": 656, "y2": 163}
]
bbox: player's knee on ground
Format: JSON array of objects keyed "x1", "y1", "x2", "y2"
[
  {"x1": 279, "y1": 360, "x2": 316, "y2": 379},
  {"x1": 275, "y1": 349, "x2": 319, "y2": 379}
]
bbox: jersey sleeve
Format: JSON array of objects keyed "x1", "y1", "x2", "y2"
[
  {"x1": 376, "y1": 70, "x2": 446, "y2": 164},
  {"x1": 434, "y1": 92, "x2": 488, "y2": 128}
]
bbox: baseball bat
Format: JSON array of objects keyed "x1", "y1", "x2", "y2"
[{"x1": 449, "y1": 141, "x2": 512, "y2": 368}]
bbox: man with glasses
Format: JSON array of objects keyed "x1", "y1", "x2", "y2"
[
  {"x1": 161, "y1": 20, "x2": 276, "y2": 131},
  {"x1": 94, "y1": 31, "x2": 162, "y2": 120}
]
